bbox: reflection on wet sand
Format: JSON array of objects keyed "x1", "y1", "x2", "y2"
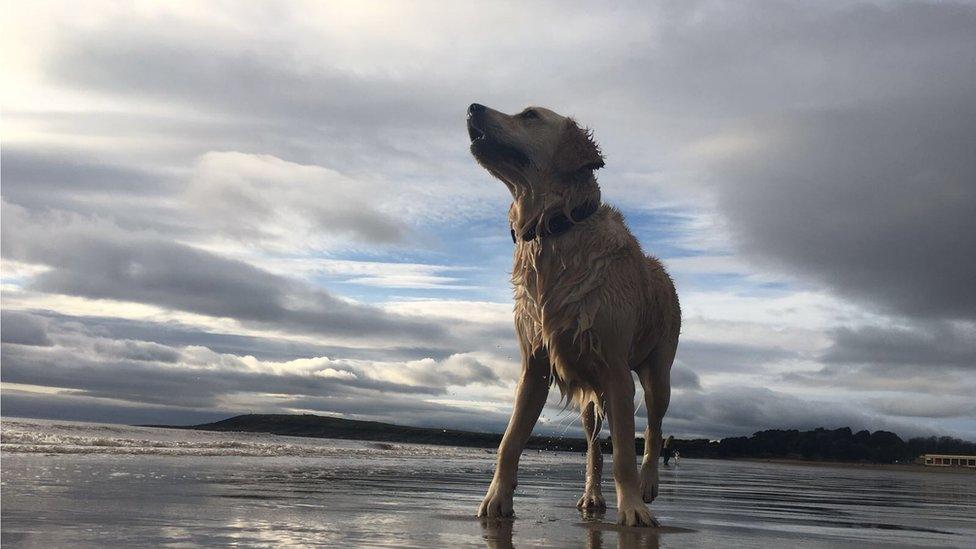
[
  {"x1": 585, "y1": 527, "x2": 660, "y2": 549},
  {"x1": 479, "y1": 518, "x2": 514, "y2": 549},
  {"x1": 480, "y1": 508, "x2": 691, "y2": 548}
]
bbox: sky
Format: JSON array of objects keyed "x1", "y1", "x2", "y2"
[{"x1": 2, "y1": 1, "x2": 975, "y2": 441}]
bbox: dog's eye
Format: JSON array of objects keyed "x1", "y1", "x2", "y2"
[{"x1": 519, "y1": 109, "x2": 539, "y2": 120}]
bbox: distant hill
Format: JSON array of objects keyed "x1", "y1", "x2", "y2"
[{"x1": 154, "y1": 414, "x2": 976, "y2": 464}]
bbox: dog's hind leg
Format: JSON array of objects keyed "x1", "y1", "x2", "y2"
[
  {"x1": 576, "y1": 399, "x2": 606, "y2": 510},
  {"x1": 604, "y1": 363, "x2": 657, "y2": 527},
  {"x1": 637, "y1": 340, "x2": 676, "y2": 503}
]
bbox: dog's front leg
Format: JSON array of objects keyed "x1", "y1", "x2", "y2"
[
  {"x1": 478, "y1": 352, "x2": 550, "y2": 518},
  {"x1": 604, "y1": 367, "x2": 658, "y2": 527}
]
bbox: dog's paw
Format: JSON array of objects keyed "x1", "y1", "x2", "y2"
[
  {"x1": 639, "y1": 464, "x2": 659, "y2": 503},
  {"x1": 477, "y1": 483, "x2": 515, "y2": 518},
  {"x1": 617, "y1": 496, "x2": 659, "y2": 527},
  {"x1": 576, "y1": 490, "x2": 606, "y2": 510}
]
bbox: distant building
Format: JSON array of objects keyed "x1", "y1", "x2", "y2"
[{"x1": 921, "y1": 454, "x2": 976, "y2": 468}]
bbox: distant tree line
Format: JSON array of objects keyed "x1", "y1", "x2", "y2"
[{"x1": 637, "y1": 427, "x2": 976, "y2": 464}]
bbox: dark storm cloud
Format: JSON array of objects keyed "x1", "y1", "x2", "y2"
[
  {"x1": 779, "y1": 318, "x2": 976, "y2": 404},
  {"x1": 1, "y1": 203, "x2": 444, "y2": 343},
  {"x1": 712, "y1": 100, "x2": 976, "y2": 322},
  {"x1": 654, "y1": 1, "x2": 976, "y2": 322},
  {"x1": 1, "y1": 310, "x2": 53, "y2": 347},
  {"x1": 822, "y1": 320, "x2": 976, "y2": 371},
  {"x1": 606, "y1": 1, "x2": 976, "y2": 117}
]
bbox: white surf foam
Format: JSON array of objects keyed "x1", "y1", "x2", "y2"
[{"x1": 0, "y1": 417, "x2": 485, "y2": 458}]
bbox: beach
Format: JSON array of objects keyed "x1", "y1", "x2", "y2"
[{"x1": 2, "y1": 418, "x2": 975, "y2": 547}]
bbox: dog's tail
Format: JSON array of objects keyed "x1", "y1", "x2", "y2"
[{"x1": 550, "y1": 370, "x2": 604, "y2": 420}]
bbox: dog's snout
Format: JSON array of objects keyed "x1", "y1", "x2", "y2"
[{"x1": 467, "y1": 103, "x2": 488, "y2": 142}]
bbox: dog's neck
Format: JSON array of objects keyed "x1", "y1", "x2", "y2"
[{"x1": 508, "y1": 172, "x2": 601, "y2": 242}]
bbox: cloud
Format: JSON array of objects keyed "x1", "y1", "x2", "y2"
[
  {"x1": 10, "y1": 310, "x2": 449, "y2": 363},
  {"x1": 3, "y1": 1, "x2": 975, "y2": 439},
  {"x1": 1, "y1": 308, "x2": 966, "y2": 440},
  {"x1": 185, "y1": 152, "x2": 404, "y2": 248},
  {"x1": 655, "y1": 2, "x2": 976, "y2": 323},
  {"x1": 255, "y1": 259, "x2": 478, "y2": 290},
  {"x1": 368, "y1": 353, "x2": 503, "y2": 388},
  {"x1": 0, "y1": 309, "x2": 515, "y2": 433},
  {"x1": 45, "y1": 21, "x2": 456, "y2": 130},
  {"x1": 1, "y1": 310, "x2": 53, "y2": 346},
  {"x1": 676, "y1": 340, "x2": 801, "y2": 375},
  {"x1": 822, "y1": 320, "x2": 976, "y2": 371},
  {"x1": 781, "y1": 318, "x2": 976, "y2": 404},
  {"x1": 0, "y1": 335, "x2": 501, "y2": 410},
  {"x1": 1, "y1": 202, "x2": 444, "y2": 344},
  {"x1": 709, "y1": 101, "x2": 976, "y2": 322},
  {"x1": 670, "y1": 367, "x2": 701, "y2": 390},
  {"x1": 0, "y1": 389, "x2": 233, "y2": 427},
  {"x1": 664, "y1": 386, "x2": 939, "y2": 440},
  {"x1": 0, "y1": 147, "x2": 189, "y2": 237},
  {"x1": 0, "y1": 147, "x2": 170, "y2": 200},
  {"x1": 91, "y1": 338, "x2": 181, "y2": 364},
  {"x1": 869, "y1": 395, "x2": 976, "y2": 420}
]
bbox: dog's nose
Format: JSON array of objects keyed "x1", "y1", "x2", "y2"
[{"x1": 468, "y1": 103, "x2": 485, "y2": 117}]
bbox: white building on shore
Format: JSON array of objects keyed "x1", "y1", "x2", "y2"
[{"x1": 921, "y1": 454, "x2": 976, "y2": 468}]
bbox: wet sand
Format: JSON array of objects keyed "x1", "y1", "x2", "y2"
[{"x1": 2, "y1": 419, "x2": 975, "y2": 547}]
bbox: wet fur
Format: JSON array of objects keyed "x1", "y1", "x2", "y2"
[{"x1": 513, "y1": 206, "x2": 680, "y2": 410}]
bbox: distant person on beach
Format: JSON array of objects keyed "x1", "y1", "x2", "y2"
[{"x1": 661, "y1": 435, "x2": 676, "y2": 465}]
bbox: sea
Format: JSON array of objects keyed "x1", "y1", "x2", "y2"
[{"x1": 2, "y1": 417, "x2": 974, "y2": 548}]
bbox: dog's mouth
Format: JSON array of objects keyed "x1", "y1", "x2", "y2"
[
  {"x1": 467, "y1": 118, "x2": 486, "y2": 143},
  {"x1": 467, "y1": 112, "x2": 529, "y2": 167}
]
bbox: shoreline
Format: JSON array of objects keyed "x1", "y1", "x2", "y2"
[{"x1": 9, "y1": 415, "x2": 974, "y2": 473}]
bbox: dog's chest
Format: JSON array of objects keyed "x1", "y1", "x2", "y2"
[{"x1": 511, "y1": 241, "x2": 608, "y2": 350}]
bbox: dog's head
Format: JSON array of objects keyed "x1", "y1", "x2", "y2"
[{"x1": 467, "y1": 103, "x2": 604, "y2": 191}]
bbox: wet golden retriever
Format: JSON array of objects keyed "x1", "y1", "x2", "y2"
[{"x1": 467, "y1": 104, "x2": 680, "y2": 527}]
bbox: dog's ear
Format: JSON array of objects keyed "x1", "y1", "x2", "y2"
[{"x1": 554, "y1": 119, "x2": 604, "y2": 175}]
